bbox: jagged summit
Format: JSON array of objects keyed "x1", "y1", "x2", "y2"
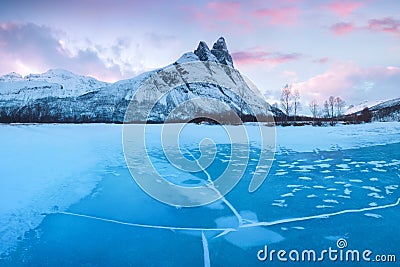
[
  {"x1": 193, "y1": 37, "x2": 234, "y2": 68},
  {"x1": 212, "y1": 37, "x2": 228, "y2": 51},
  {"x1": 194, "y1": 41, "x2": 218, "y2": 63},
  {"x1": 210, "y1": 37, "x2": 234, "y2": 68}
]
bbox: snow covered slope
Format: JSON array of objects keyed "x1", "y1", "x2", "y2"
[
  {"x1": 370, "y1": 97, "x2": 400, "y2": 111},
  {"x1": 0, "y1": 37, "x2": 272, "y2": 123},
  {"x1": 369, "y1": 97, "x2": 400, "y2": 121},
  {"x1": 0, "y1": 69, "x2": 108, "y2": 101},
  {"x1": 345, "y1": 98, "x2": 400, "y2": 121},
  {"x1": 345, "y1": 100, "x2": 387, "y2": 115}
]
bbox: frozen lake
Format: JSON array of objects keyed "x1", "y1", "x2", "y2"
[{"x1": 0, "y1": 123, "x2": 399, "y2": 266}]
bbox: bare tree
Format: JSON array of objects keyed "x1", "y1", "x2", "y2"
[
  {"x1": 280, "y1": 84, "x2": 292, "y2": 122},
  {"x1": 293, "y1": 89, "x2": 301, "y2": 121},
  {"x1": 327, "y1": 96, "x2": 335, "y2": 123},
  {"x1": 328, "y1": 96, "x2": 335, "y2": 116},
  {"x1": 323, "y1": 96, "x2": 345, "y2": 124},
  {"x1": 323, "y1": 100, "x2": 331, "y2": 119},
  {"x1": 309, "y1": 99, "x2": 319, "y2": 122},
  {"x1": 334, "y1": 97, "x2": 345, "y2": 118}
]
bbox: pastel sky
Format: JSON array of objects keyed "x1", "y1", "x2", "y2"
[{"x1": 0, "y1": 0, "x2": 399, "y2": 108}]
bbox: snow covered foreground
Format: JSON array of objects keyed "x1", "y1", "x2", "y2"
[{"x1": 0, "y1": 122, "x2": 399, "y2": 256}]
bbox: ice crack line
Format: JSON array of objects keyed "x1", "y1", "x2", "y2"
[
  {"x1": 54, "y1": 198, "x2": 400, "y2": 237},
  {"x1": 202, "y1": 231, "x2": 210, "y2": 267},
  {"x1": 241, "y1": 197, "x2": 400, "y2": 228},
  {"x1": 183, "y1": 148, "x2": 244, "y2": 226},
  {"x1": 57, "y1": 211, "x2": 236, "y2": 232}
]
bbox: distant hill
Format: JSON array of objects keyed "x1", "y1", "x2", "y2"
[
  {"x1": 369, "y1": 98, "x2": 400, "y2": 121},
  {"x1": 345, "y1": 100, "x2": 387, "y2": 115},
  {"x1": 345, "y1": 98, "x2": 400, "y2": 122}
]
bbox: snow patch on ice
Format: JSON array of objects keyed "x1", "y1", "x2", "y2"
[
  {"x1": 281, "y1": 193, "x2": 294, "y2": 197},
  {"x1": 323, "y1": 199, "x2": 339, "y2": 204},
  {"x1": 316, "y1": 205, "x2": 334, "y2": 209},
  {"x1": 299, "y1": 176, "x2": 312, "y2": 180},
  {"x1": 362, "y1": 186, "x2": 381, "y2": 192},
  {"x1": 317, "y1": 164, "x2": 331, "y2": 168},
  {"x1": 364, "y1": 213, "x2": 382, "y2": 219},
  {"x1": 368, "y1": 193, "x2": 385, "y2": 199},
  {"x1": 349, "y1": 179, "x2": 363, "y2": 183}
]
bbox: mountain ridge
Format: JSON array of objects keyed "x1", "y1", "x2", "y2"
[
  {"x1": 0, "y1": 37, "x2": 274, "y2": 123},
  {"x1": 345, "y1": 98, "x2": 400, "y2": 121}
]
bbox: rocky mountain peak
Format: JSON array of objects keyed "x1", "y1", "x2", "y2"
[
  {"x1": 212, "y1": 37, "x2": 228, "y2": 51},
  {"x1": 192, "y1": 37, "x2": 234, "y2": 68},
  {"x1": 211, "y1": 37, "x2": 234, "y2": 68},
  {"x1": 194, "y1": 41, "x2": 218, "y2": 63}
]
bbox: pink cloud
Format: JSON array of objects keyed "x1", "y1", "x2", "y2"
[
  {"x1": 292, "y1": 62, "x2": 400, "y2": 104},
  {"x1": 267, "y1": 53, "x2": 301, "y2": 64},
  {"x1": 231, "y1": 49, "x2": 301, "y2": 66},
  {"x1": 253, "y1": 6, "x2": 299, "y2": 26},
  {"x1": 313, "y1": 57, "x2": 330, "y2": 64},
  {"x1": 326, "y1": 1, "x2": 363, "y2": 17},
  {"x1": 293, "y1": 63, "x2": 357, "y2": 101},
  {"x1": 368, "y1": 17, "x2": 400, "y2": 35},
  {"x1": 330, "y1": 22, "x2": 354, "y2": 35},
  {"x1": 185, "y1": 2, "x2": 301, "y2": 31},
  {"x1": 186, "y1": 1, "x2": 252, "y2": 31},
  {"x1": 207, "y1": 1, "x2": 241, "y2": 20},
  {"x1": 231, "y1": 51, "x2": 269, "y2": 65}
]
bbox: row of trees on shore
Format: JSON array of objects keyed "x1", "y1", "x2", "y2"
[{"x1": 272, "y1": 84, "x2": 371, "y2": 125}]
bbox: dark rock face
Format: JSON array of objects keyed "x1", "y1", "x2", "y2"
[
  {"x1": 270, "y1": 105, "x2": 285, "y2": 117},
  {"x1": 193, "y1": 37, "x2": 234, "y2": 68},
  {"x1": 194, "y1": 41, "x2": 218, "y2": 62},
  {"x1": 212, "y1": 37, "x2": 228, "y2": 50},
  {"x1": 211, "y1": 37, "x2": 234, "y2": 68}
]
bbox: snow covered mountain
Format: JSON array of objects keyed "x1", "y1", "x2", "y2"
[
  {"x1": 369, "y1": 98, "x2": 400, "y2": 121},
  {"x1": 0, "y1": 37, "x2": 273, "y2": 123},
  {"x1": 345, "y1": 98, "x2": 400, "y2": 122},
  {"x1": 345, "y1": 100, "x2": 388, "y2": 115},
  {"x1": 0, "y1": 69, "x2": 109, "y2": 101}
]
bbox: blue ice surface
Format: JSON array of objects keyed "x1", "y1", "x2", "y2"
[{"x1": 0, "y1": 124, "x2": 399, "y2": 266}]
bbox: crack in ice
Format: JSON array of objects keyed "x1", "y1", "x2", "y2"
[
  {"x1": 56, "y1": 211, "x2": 236, "y2": 232},
  {"x1": 48, "y1": 196, "x2": 400, "y2": 259},
  {"x1": 202, "y1": 231, "x2": 210, "y2": 267},
  {"x1": 183, "y1": 148, "x2": 244, "y2": 226},
  {"x1": 241, "y1": 197, "x2": 400, "y2": 228}
]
